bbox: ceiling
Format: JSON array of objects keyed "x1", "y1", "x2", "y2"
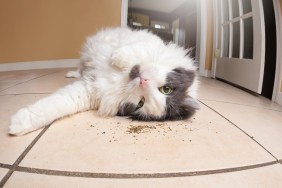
[{"x1": 128, "y1": 0, "x2": 192, "y2": 13}]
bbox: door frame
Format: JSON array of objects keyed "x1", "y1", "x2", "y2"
[
  {"x1": 211, "y1": 0, "x2": 219, "y2": 78},
  {"x1": 273, "y1": 0, "x2": 282, "y2": 104},
  {"x1": 120, "y1": 0, "x2": 208, "y2": 77},
  {"x1": 121, "y1": 0, "x2": 128, "y2": 27},
  {"x1": 198, "y1": 0, "x2": 209, "y2": 77}
]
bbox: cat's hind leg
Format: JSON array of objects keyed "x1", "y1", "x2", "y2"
[{"x1": 9, "y1": 81, "x2": 93, "y2": 136}]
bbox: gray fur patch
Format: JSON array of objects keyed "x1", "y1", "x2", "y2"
[
  {"x1": 129, "y1": 68, "x2": 198, "y2": 121},
  {"x1": 121, "y1": 67, "x2": 198, "y2": 121},
  {"x1": 163, "y1": 68, "x2": 198, "y2": 120},
  {"x1": 129, "y1": 65, "x2": 140, "y2": 80},
  {"x1": 117, "y1": 102, "x2": 136, "y2": 116}
]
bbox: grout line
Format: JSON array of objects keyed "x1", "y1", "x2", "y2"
[
  {"x1": 0, "y1": 160, "x2": 279, "y2": 180},
  {"x1": 199, "y1": 99, "x2": 282, "y2": 112},
  {"x1": 11, "y1": 161, "x2": 279, "y2": 179},
  {"x1": 0, "y1": 170, "x2": 14, "y2": 188},
  {"x1": 0, "y1": 92, "x2": 52, "y2": 97},
  {"x1": 0, "y1": 163, "x2": 12, "y2": 169},
  {"x1": 0, "y1": 69, "x2": 63, "y2": 93},
  {"x1": 0, "y1": 124, "x2": 51, "y2": 187},
  {"x1": 13, "y1": 126, "x2": 52, "y2": 166},
  {"x1": 200, "y1": 100, "x2": 279, "y2": 161}
]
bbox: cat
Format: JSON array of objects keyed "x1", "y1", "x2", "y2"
[{"x1": 8, "y1": 27, "x2": 199, "y2": 136}]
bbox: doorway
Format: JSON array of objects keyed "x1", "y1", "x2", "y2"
[
  {"x1": 261, "y1": 0, "x2": 277, "y2": 99},
  {"x1": 126, "y1": 0, "x2": 198, "y2": 60}
]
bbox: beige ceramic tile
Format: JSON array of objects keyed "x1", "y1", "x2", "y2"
[
  {"x1": 0, "y1": 69, "x2": 62, "y2": 92},
  {"x1": 4, "y1": 165, "x2": 282, "y2": 188},
  {"x1": 0, "y1": 168, "x2": 8, "y2": 180},
  {"x1": 20, "y1": 103, "x2": 274, "y2": 173},
  {"x1": 202, "y1": 100, "x2": 282, "y2": 159},
  {"x1": 1, "y1": 69, "x2": 77, "y2": 95},
  {"x1": 0, "y1": 94, "x2": 48, "y2": 164},
  {"x1": 198, "y1": 77, "x2": 282, "y2": 111}
]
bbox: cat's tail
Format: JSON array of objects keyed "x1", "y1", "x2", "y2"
[{"x1": 8, "y1": 81, "x2": 92, "y2": 136}]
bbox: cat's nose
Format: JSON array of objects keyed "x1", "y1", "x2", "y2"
[{"x1": 139, "y1": 77, "x2": 149, "y2": 87}]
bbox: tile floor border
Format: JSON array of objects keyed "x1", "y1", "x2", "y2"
[
  {"x1": 0, "y1": 93, "x2": 52, "y2": 97},
  {"x1": 0, "y1": 124, "x2": 51, "y2": 187},
  {"x1": 199, "y1": 99, "x2": 282, "y2": 112},
  {"x1": 9, "y1": 161, "x2": 281, "y2": 179},
  {"x1": 0, "y1": 160, "x2": 279, "y2": 180},
  {"x1": 199, "y1": 101, "x2": 279, "y2": 161},
  {"x1": 0, "y1": 69, "x2": 63, "y2": 93}
]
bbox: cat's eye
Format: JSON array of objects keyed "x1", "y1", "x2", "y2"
[
  {"x1": 136, "y1": 97, "x2": 145, "y2": 109},
  {"x1": 159, "y1": 86, "x2": 173, "y2": 95}
]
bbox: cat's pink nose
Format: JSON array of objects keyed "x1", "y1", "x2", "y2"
[{"x1": 140, "y1": 77, "x2": 149, "y2": 87}]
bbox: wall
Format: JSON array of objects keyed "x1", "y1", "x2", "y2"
[
  {"x1": 128, "y1": 8, "x2": 173, "y2": 26},
  {"x1": 129, "y1": 12, "x2": 149, "y2": 27},
  {"x1": 182, "y1": 13, "x2": 197, "y2": 58},
  {"x1": 150, "y1": 20, "x2": 170, "y2": 31},
  {"x1": 280, "y1": 0, "x2": 282, "y2": 92},
  {"x1": 0, "y1": 0, "x2": 121, "y2": 64}
]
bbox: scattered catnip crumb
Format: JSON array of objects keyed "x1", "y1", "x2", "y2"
[{"x1": 126, "y1": 125, "x2": 156, "y2": 134}]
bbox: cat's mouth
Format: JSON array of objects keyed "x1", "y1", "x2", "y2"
[{"x1": 134, "y1": 97, "x2": 145, "y2": 111}]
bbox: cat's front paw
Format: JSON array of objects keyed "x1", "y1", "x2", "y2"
[
  {"x1": 111, "y1": 59, "x2": 127, "y2": 69},
  {"x1": 111, "y1": 52, "x2": 129, "y2": 69},
  {"x1": 8, "y1": 108, "x2": 34, "y2": 136},
  {"x1": 65, "y1": 70, "x2": 81, "y2": 78}
]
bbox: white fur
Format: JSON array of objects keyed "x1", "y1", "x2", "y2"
[{"x1": 9, "y1": 27, "x2": 198, "y2": 136}]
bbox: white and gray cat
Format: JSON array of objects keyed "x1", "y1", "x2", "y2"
[{"x1": 8, "y1": 27, "x2": 199, "y2": 136}]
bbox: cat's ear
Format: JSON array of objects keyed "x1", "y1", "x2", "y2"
[
  {"x1": 172, "y1": 68, "x2": 196, "y2": 88},
  {"x1": 185, "y1": 97, "x2": 200, "y2": 110}
]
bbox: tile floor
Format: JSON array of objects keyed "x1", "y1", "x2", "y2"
[{"x1": 0, "y1": 68, "x2": 282, "y2": 187}]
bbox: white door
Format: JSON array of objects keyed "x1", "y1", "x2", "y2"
[{"x1": 215, "y1": 0, "x2": 265, "y2": 93}]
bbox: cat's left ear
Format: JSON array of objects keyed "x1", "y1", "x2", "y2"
[
  {"x1": 172, "y1": 68, "x2": 196, "y2": 88},
  {"x1": 185, "y1": 97, "x2": 200, "y2": 110}
]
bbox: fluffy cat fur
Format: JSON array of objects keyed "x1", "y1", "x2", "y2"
[{"x1": 8, "y1": 27, "x2": 199, "y2": 136}]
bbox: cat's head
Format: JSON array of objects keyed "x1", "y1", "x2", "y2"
[{"x1": 118, "y1": 62, "x2": 199, "y2": 121}]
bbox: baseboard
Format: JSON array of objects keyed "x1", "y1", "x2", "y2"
[
  {"x1": 0, "y1": 59, "x2": 80, "y2": 72},
  {"x1": 199, "y1": 69, "x2": 211, "y2": 77},
  {"x1": 274, "y1": 92, "x2": 282, "y2": 105}
]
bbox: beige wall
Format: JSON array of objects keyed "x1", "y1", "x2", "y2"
[
  {"x1": 280, "y1": 0, "x2": 282, "y2": 92},
  {"x1": 0, "y1": 0, "x2": 121, "y2": 64}
]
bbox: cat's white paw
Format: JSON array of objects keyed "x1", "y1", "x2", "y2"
[
  {"x1": 8, "y1": 108, "x2": 34, "y2": 136},
  {"x1": 111, "y1": 52, "x2": 129, "y2": 69},
  {"x1": 111, "y1": 59, "x2": 127, "y2": 69},
  {"x1": 65, "y1": 70, "x2": 81, "y2": 78}
]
